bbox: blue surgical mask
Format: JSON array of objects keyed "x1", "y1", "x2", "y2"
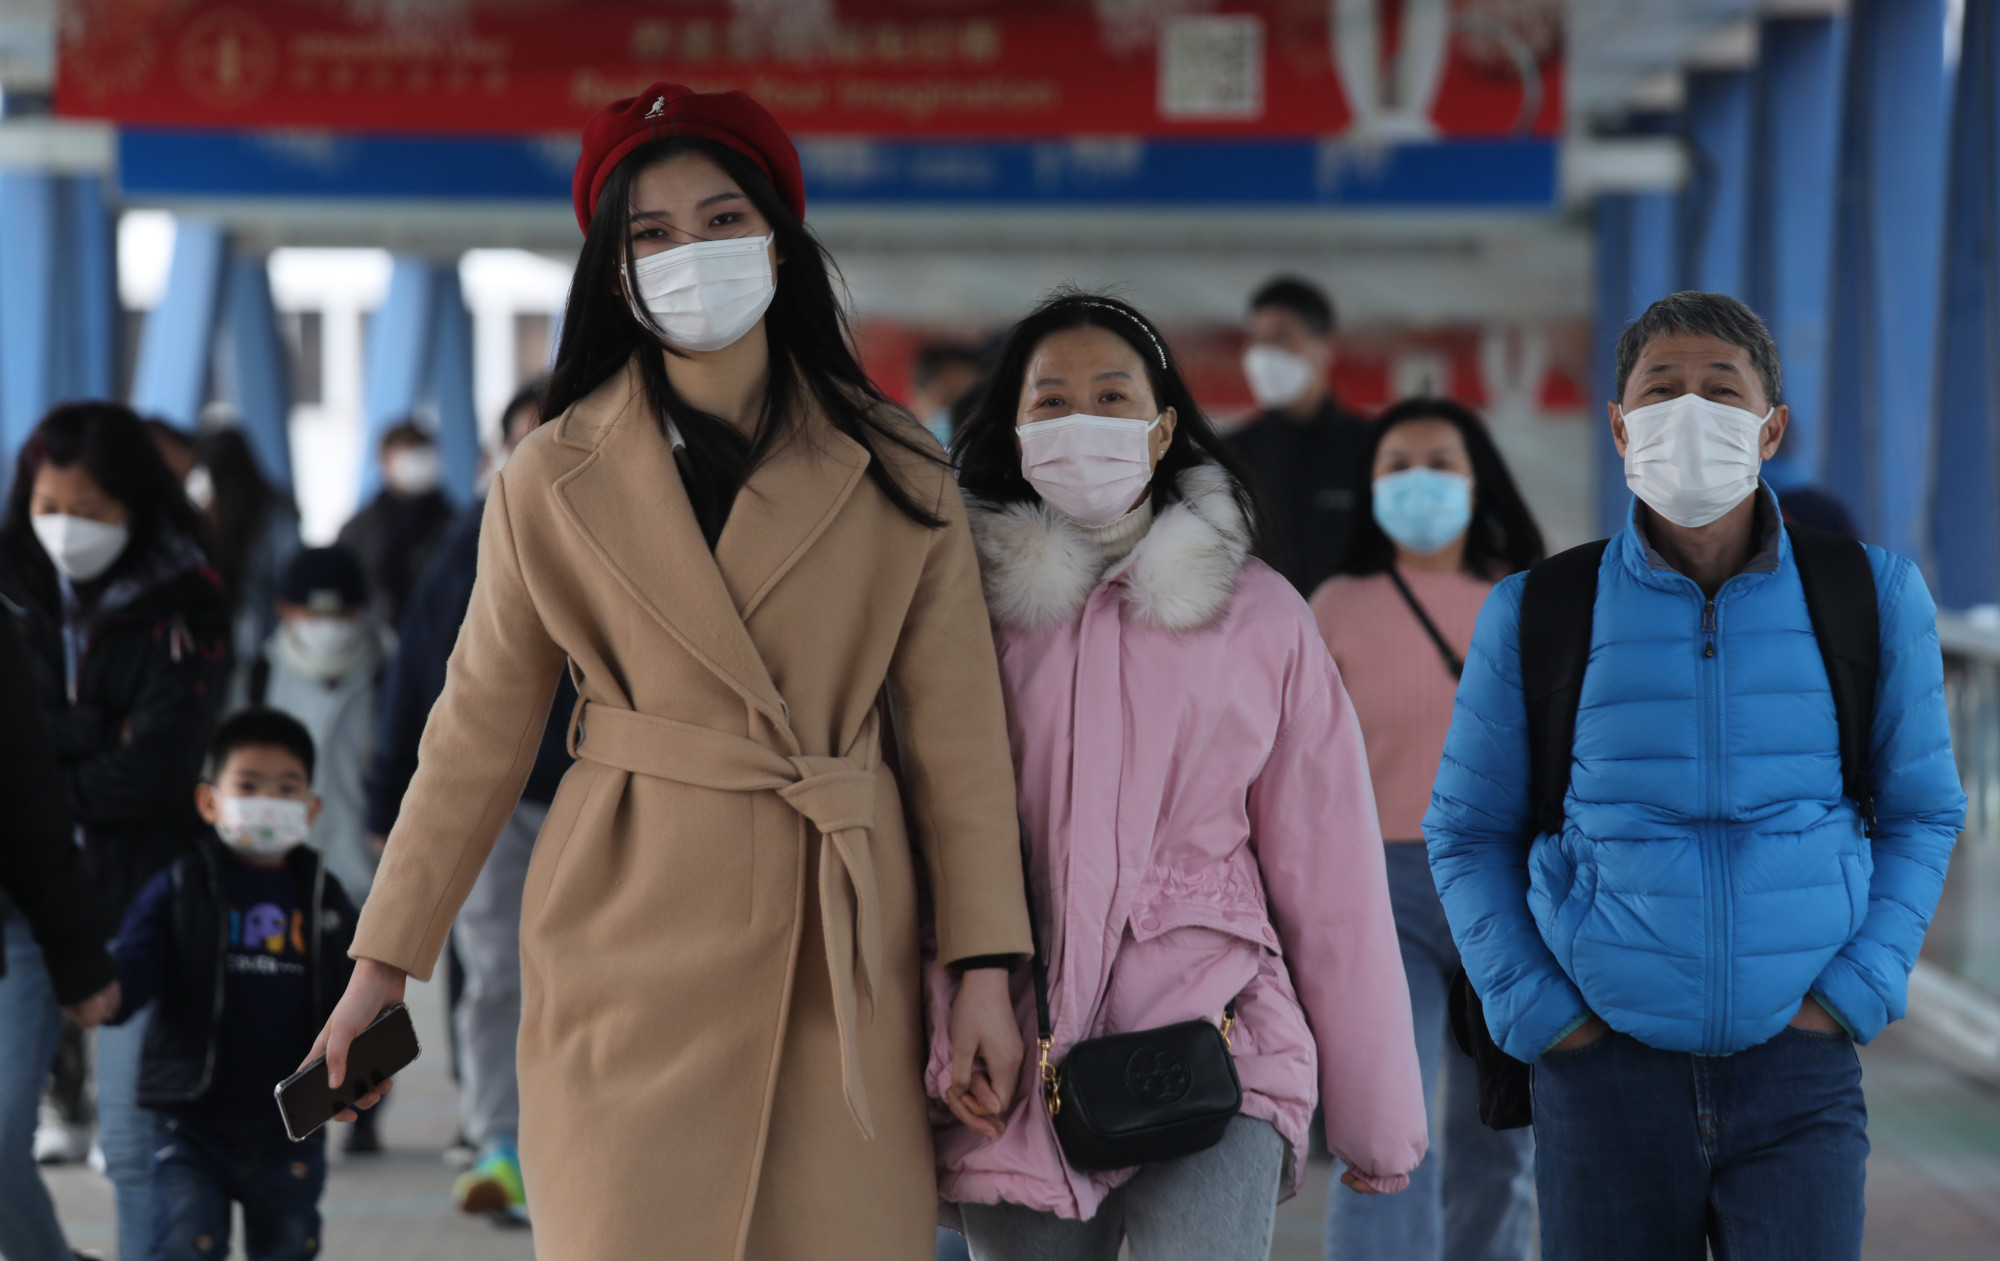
[
  {"x1": 1372, "y1": 467, "x2": 1473, "y2": 555},
  {"x1": 924, "y1": 409, "x2": 953, "y2": 447}
]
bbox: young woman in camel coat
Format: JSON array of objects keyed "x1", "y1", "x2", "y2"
[{"x1": 307, "y1": 85, "x2": 1032, "y2": 1260}]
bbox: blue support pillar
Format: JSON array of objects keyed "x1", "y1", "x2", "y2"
[
  {"x1": 1593, "y1": 188, "x2": 1683, "y2": 537},
  {"x1": 130, "y1": 220, "x2": 229, "y2": 428},
  {"x1": 217, "y1": 254, "x2": 295, "y2": 493},
  {"x1": 0, "y1": 172, "x2": 60, "y2": 457},
  {"x1": 1823, "y1": 0, "x2": 1952, "y2": 557},
  {"x1": 1749, "y1": 16, "x2": 1844, "y2": 489},
  {"x1": 427, "y1": 267, "x2": 479, "y2": 508},
  {"x1": 1930, "y1": 0, "x2": 2000, "y2": 608},
  {"x1": 58, "y1": 175, "x2": 117, "y2": 404},
  {"x1": 360, "y1": 255, "x2": 438, "y2": 501},
  {"x1": 1681, "y1": 70, "x2": 1755, "y2": 296}
]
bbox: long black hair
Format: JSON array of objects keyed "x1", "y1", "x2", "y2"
[
  {"x1": 1340, "y1": 396, "x2": 1545, "y2": 579},
  {"x1": 951, "y1": 290, "x2": 1271, "y2": 557},
  {"x1": 544, "y1": 135, "x2": 942, "y2": 531},
  {"x1": 195, "y1": 427, "x2": 290, "y2": 609},
  {"x1": 2, "y1": 400, "x2": 211, "y2": 595}
]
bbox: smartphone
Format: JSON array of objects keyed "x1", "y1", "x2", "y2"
[{"x1": 274, "y1": 1003, "x2": 421, "y2": 1142}]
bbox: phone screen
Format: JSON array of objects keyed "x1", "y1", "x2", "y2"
[{"x1": 274, "y1": 1004, "x2": 421, "y2": 1142}]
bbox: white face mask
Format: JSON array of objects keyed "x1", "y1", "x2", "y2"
[
  {"x1": 1242, "y1": 344, "x2": 1318, "y2": 410},
  {"x1": 385, "y1": 446, "x2": 442, "y2": 495},
  {"x1": 184, "y1": 465, "x2": 215, "y2": 511},
  {"x1": 216, "y1": 796, "x2": 311, "y2": 857},
  {"x1": 286, "y1": 616, "x2": 366, "y2": 671},
  {"x1": 1620, "y1": 393, "x2": 1772, "y2": 528},
  {"x1": 1018, "y1": 412, "x2": 1163, "y2": 528},
  {"x1": 623, "y1": 235, "x2": 777, "y2": 354},
  {"x1": 31, "y1": 514, "x2": 130, "y2": 584}
]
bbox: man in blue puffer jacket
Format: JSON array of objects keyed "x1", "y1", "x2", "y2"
[{"x1": 1427, "y1": 291, "x2": 1965, "y2": 1261}]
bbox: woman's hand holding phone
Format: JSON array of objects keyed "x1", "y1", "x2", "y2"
[
  {"x1": 304, "y1": 957, "x2": 409, "y2": 1121},
  {"x1": 944, "y1": 966, "x2": 1023, "y2": 1140}
]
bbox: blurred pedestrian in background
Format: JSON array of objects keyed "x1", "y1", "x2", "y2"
[
  {"x1": 364, "y1": 378, "x2": 562, "y2": 1212},
  {"x1": 336, "y1": 421, "x2": 453, "y2": 628},
  {"x1": 196, "y1": 428, "x2": 305, "y2": 685},
  {"x1": 0, "y1": 610, "x2": 121, "y2": 1261},
  {"x1": 0, "y1": 401, "x2": 232, "y2": 1261},
  {"x1": 316, "y1": 83, "x2": 1031, "y2": 1259},
  {"x1": 938, "y1": 291, "x2": 1427, "y2": 1259},
  {"x1": 1428, "y1": 292, "x2": 1965, "y2": 1260},
  {"x1": 109, "y1": 709, "x2": 356, "y2": 1261},
  {"x1": 909, "y1": 340, "x2": 985, "y2": 447},
  {"x1": 1312, "y1": 397, "x2": 1544, "y2": 1261},
  {"x1": 240, "y1": 546, "x2": 387, "y2": 910},
  {"x1": 1229, "y1": 276, "x2": 1372, "y2": 597}
]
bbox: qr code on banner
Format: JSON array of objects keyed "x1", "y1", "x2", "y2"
[{"x1": 1158, "y1": 15, "x2": 1264, "y2": 119}]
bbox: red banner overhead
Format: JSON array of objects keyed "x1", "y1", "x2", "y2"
[{"x1": 57, "y1": 0, "x2": 1562, "y2": 140}]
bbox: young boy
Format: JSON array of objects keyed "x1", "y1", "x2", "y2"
[{"x1": 108, "y1": 709, "x2": 357, "y2": 1261}]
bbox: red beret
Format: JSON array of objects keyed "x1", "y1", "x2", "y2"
[{"x1": 572, "y1": 83, "x2": 805, "y2": 234}]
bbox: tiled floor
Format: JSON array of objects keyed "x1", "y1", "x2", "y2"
[{"x1": 41, "y1": 983, "x2": 2000, "y2": 1260}]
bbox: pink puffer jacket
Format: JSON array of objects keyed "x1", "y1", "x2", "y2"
[{"x1": 925, "y1": 464, "x2": 1427, "y2": 1220}]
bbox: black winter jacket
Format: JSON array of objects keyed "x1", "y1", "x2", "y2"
[
  {"x1": 111, "y1": 835, "x2": 357, "y2": 1109},
  {"x1": 0, "y1": 532, "x2": 233, "y2": 920},
  {"x1": 364, "y1": 505, "x2": 573, "y2": 838},
  {"x1": 1225, "y1": 397, "x2": 1373, "y2": 596},
  {"x1": 0, "y1": 609, "x2": 115, "y2": 1004}
]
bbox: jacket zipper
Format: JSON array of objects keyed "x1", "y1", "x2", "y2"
[{"x1": 196, "y1": 846, "x2": 228, "y2": 1100}]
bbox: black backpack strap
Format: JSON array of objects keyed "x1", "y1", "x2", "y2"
[
  {"x1": 1519, "y1": 540, "x2": 1610, "y2": 838},
  {"x1": 1785, "y1": 523, "x2": 1880, "y2": 833}
]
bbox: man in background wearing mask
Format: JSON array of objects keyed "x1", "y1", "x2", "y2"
[
  {"x1": 1228, "y1": 275, "x2": 1371, "y2": 595},
  {"x1": 364, "y1": 379, "x2": 563, "y2": 1221},
  {"x1": 908, "y1": 341, "x2": 985, "y2": 448},
  {"x1": 1426, "y1": 291, "x2": 1964, "y2": 1260},
  {"x1": 335, "y1": 421, "x2": 453, "y2": 628}
]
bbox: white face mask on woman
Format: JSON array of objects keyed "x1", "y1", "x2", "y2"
[
  {"x1": 1620, "y1": 392, "x2": 1771, "y2": 528},
  {"x1": 1018, "y1": 412, "x2": 1163, "y2": 527},
  {"x1": 31, "y1": 514, "x2": 130, "y2": 584},
  {"x1": 623, "y1": 234, "x2": 777, "y2": 354}
]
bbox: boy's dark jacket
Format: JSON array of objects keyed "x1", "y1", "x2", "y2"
[{"x1": 111, "y1": 833, "x2": 356, "y2": 1109}]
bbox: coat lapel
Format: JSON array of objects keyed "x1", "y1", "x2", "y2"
[
  {"x1": 713, "y1": 407, "x2": 871, "y2": 623},
  {"x1": 552, "y1": 367, "x2": 790, "y2": 734}
]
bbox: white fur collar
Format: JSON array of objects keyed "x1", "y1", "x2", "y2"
[{"x1": 967, "y1": 463, "x2": 1252, "y2": 632}]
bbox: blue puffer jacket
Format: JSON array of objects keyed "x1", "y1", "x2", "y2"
[{"x1": 1426, "y1": 492, "x2": 1965, "y2": 1060}]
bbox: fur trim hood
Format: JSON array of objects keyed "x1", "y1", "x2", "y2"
[{"x1": 967, "y1": 463, "x2": 1253, "y2": 632}]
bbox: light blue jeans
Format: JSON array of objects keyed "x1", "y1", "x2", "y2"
[
  {"x1": 97, "y1": 977, "x2": 156, "y2": 1261},
  {"x1": 1325, "y1": 843, "x2": 1536, "y2": 1261},
  {"x1": 0, "y1": 913, "x2": 73, "y2": 1261}
]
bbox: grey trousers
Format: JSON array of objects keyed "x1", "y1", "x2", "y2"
[
  {"x1": 960, "y1": 1116, "x2": 1286, "y2": 1261},
  {"x1": 451, "y1": 798, "x2": 542, "y2": 1147}
]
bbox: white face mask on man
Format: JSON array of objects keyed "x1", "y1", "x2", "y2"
[
  {"x1": 384, "y1": 446, "x2": 442, "y2": 496},
  {"x1": 1619, "y1": 392, "x2": 1772, "y2": 528},
  {"x1": 1241, "y1": 344, "x2": 1317, "y2": 410},
  {"x1": 623, "y1": 234, "x2": 777, "y2": 354}
]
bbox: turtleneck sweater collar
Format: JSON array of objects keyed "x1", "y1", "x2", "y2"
[{"x1": 1076, "y1": 498, "x2": 1155, "y2": 572}]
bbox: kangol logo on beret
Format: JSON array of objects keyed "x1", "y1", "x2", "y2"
[
  {"x1": 645, "y1": 96, "x2": 666, "y2": 119},
  {"x1": 572, "y1": 82, "x2": 805, "y2": 233}
]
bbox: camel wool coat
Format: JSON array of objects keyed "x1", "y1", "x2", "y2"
[{"x1": 349, "y1": 361, "x2": 1032, "y2": 1260}]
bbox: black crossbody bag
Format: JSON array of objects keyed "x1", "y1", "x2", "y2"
[{"x1": 1019, "y1": 823, "x2": 1243, "y2": 1172}]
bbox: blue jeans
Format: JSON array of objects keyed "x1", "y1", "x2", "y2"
[
  {"x1": 1326, "y1": 844, "x2": 1535, "y2": 1261},
  {"x1": 1532, "y1": 1027, "x2": 1868, "y2": 1261},
  {"x1": 99, "y1": 991, "x2": 158, "y2": 1261},
  {"x1": 0, "y1": 914, "x2": 73, "y2": 1261},
  {"x1": 149, "y1": 1118, "x2": 325, "y2": 1261}
]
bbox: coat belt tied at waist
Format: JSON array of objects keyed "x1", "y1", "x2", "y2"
[{"x1": 568, "y1": 699, "x2": 886, "y2": 1136}]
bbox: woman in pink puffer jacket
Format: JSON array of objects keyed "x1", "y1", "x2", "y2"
[{"x1": 926, "y1": 293, "x2": 1427, "y2": 1261}]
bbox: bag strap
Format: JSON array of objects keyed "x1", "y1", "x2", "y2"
[
  {"x1": 1785, "y1": 523, "x2": 1880, "y2": 833},
  {"x1": 1386, "y1": 567, "x2": 1463, "y2": 679},
  {"x1": 1519, "y1": 540, "x2": 1610, "y2": 838}
]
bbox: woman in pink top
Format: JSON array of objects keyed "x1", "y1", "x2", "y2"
[
  {"x1": 924, "y1": 292, "x2": 1427, "y2": 1261},
  {"x1": 1310, "y1": 397, "x2": 1546, "y2": 1261}
]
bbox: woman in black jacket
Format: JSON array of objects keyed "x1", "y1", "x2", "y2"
[{"x1": 0, "y1": 401, "x2": 231, "y2": 1261}]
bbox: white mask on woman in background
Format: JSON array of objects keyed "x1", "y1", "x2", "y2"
[
  {"x1": 385, "y1": 446, "x2": 442, "y2": 496},
  {"x1": 623, "y1": 234, "x2": 777, "y2": 354},
  {"x1": 1241, "y1": 345, "x2": 1317, "y2": 410},
  {"x1": 31, "y1": 514, "x2": 130, "y2": 584},
  {"x1": 184, "y1": 465, "x2": 216, "y2": 511},
  {"x1": 1620, "y1": 393, "x2": 1770, "y2": 528},
  {"x1": 1018, "y1": 412, "x2": 1163, "y2": 527}
]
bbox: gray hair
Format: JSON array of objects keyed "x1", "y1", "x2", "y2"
[{"x1": 1613, "y1": 291, "x2": 1782, "y2": 407}]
